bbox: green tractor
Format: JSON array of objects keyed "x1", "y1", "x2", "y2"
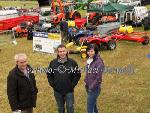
[{"x1": 75, "y1": 0, "x2": 94, "y2": 10}]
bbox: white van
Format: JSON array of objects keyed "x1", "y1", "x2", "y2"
[
  {"x1": 124, "y1": 6, "x2": 148, "y2": 25},
  {"x1": 118, "y1": 0, "x2": 141, "y2": 6}
]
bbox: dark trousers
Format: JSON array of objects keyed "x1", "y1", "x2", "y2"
[
  {"x1": 86, "y1": 88, "x2": 101, "y2": 113},
  {"x1": 21, "y1": 108, "x2": 33, "y2": 113},
  {"x1": 54, "y1": 91, "x2": 74, "y2": 113}
]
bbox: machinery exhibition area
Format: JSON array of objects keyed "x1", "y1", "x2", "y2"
[{"x1": 0, "y1": 0, "x2": 150, "y2": 113}]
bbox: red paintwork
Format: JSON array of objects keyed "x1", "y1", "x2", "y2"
[
  {"x1": 0, "y1": 15, "x2": 39, "y2": 30},
  {"x1": 88, "y1": 12, "x2": 97, "y2": 21},
  {"x1": 75, "y1": 18, "x2": 87, "y2": 28},
  {"x1": 111, "y1": 32, "x2": 148, "y2": 42},
  {"x1": 80, "y1": 35, "x2": 111, "y2": 44},
  {"x1": 102, "y1": 16, "x2": 117, "y2": 22}
]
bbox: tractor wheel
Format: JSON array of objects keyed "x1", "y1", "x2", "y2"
[
  {"x1": 142, "y1": 36, "x2": 149, "y2": 45},
  {"x1": 143, "y1": 18, "x2": 149, "y2": 30},
  {"x1": 107, "y1": 40, "x2": 116, "y2": 50},
  {"x1": 72, "y1": 11, "x2": 81, "y2": 20}
]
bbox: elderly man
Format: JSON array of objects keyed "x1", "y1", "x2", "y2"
[{"x1": 7, "y1": 53, "x2": 38, "y2": 113}]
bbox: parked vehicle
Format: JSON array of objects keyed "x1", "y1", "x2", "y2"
[
  {"x1": 124, "y1": 6, "x2": 148, "y2": 25},
  {"x1": 141, "y1": 0, "x2": 150, "y2": 5},
  {"x1": 143, "y1": 11, "x2": 150, "y2": 30},
  {"x1": 118, "y1": 0, "x2": 141, "y2": 6}
]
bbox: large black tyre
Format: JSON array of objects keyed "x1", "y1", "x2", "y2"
[
  {"x1": 142, "y1": 36, "x2": 149, "y2": 45},
  {"x1": 72, "y1": 11, "x2": 81, "y2": 20},
  {"x1": 143, "y1": 18, "x2": 149, "y2": 30},
  {"x1": 107, "y1": 40, "x2": 116, "y2": 50}
]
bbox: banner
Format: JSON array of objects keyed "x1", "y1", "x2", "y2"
[{"x1": 33, "y1": 32, "x2": 61, "y2": 53}]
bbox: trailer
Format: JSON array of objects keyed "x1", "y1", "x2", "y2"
[
  {"x1": 111, "y1": 31, "x2": 149, "y2": 45},
  {"x1": 0, "y1": 10, "x2": 39, "y2": 31}
]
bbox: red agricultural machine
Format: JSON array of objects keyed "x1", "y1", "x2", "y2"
[
  {"x1": 51, "y1": 0, "x2": 81, "y2": 26},
  {"x1": 12, "y1": 21, "x2": 33, "y2": 38},
  {"x1": 111, "y1": 31, "x2": 149, "y2": 45}
]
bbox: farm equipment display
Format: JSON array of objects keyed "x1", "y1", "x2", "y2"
[
  {"x1": 80, "y1": 35, "x2": 117, "y2": 50},
  {"x1": 75, "y1": 0, "x2": 94, "y2": 10},
  {"x1": 96, "y1": 22, "x2": 121, "y2": 36},
  {"x1": 51, "y1": 0, "x2": 81, "y2": 26},
  {"x1": 65, "y1": 41, "x2": 88, "y2": 58},
  {"x1": 87, "y1": 1, "x2": 117, "y2": 25},
  {"x1": 67, "y1": 27, "x2": 93, "y2": 45},
  {"x1": 12, "y1": 21, "x2": 32, "y2": 38},
  {"x1": 0, "y1": 13, "x2": 39, "y2": 31},
  {"x1": 34, "y1": 20, "x2": 60, "y2": 33},
  {"x1": 111, "y1": 31, "x2": 149, "y2": 45}
]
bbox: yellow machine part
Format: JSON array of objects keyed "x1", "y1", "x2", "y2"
[
  {"x1": 126, "y1": 26, "x2": 134, "y2": 34},
  {"x1": 68, "y1": 21, "x2": 75, "y2": 27},
  {"x1": 81, "y1": 53, "x2": 87, "y2": 59},
  {"x1": 66, "y1": 42, "x2": 74, "y2": 48},
  {"x1": 76, "y1": 46, "x2": 87, "y2": 51},
  {"x1": 119, "y1": 25, "x2": 134, "y2": 34},
  {"x1": 80, "y1": 48, "x2": 86, "y2": 52}
]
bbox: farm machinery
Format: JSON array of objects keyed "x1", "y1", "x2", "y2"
[
  {"x1": 50, "y1": 0, "x2": 81, "y2": 26},
  {"x1": 111, "y1": 31, "x2": 149, "y2": 45},
  {"x1": 12, "y1": 21, "x2": 33, "y2": 38},
  {"x1": 87, "y1": 1, "x2": 117, "y2": 25},
  {"x1": 67, "y1": 27, "x2": 93, "y2": 45},
  {"x1": 66, "y1": 33, "x2": 116, "y2": 59},
  {"x1": 96, "y1": 24, "x2": 149, "y2": 45},
  {"x1": 80, "y1": 35, "x2": 117, "y2": 50}
]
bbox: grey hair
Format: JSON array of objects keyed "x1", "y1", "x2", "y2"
[{"x1": 14, "y1": 53, "x2": 27, "y2": 62}]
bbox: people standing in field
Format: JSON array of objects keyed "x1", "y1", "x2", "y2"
[
  {"x1": 7, "y1": 53, "x2": 38, "y2": 113},
  {"x1": 47, "y1": 44, "x2": 81, "y2": 113},
  {"x1": 84, "y1": 44, "x2": 105, "y2": 113}
]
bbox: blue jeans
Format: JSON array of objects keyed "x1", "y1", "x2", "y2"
[
  {"x1": 54, "y1": 91, "x2": 74, "y2": 113},
  {"x1": 86, "y1": 88, "x2": 101, "y2": 113}
]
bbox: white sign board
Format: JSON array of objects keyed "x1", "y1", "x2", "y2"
[{"x1": 33, "y1": 32, "x2": 61, "y2": 53}]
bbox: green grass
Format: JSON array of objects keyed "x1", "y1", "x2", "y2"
[
  {"x1": 0, "y1": 28, "x2": 150, "y2": 113},
  {"x1": 145, "y1": 4, "x2": 150, "y2": 10},
  {"x1": 0, "y1": 1, "x2": 38, "y2": 9},
  {"x1": 0, "y1": 1, "x2": 150, "y2": 113}
]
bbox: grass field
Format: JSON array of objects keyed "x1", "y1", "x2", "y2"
[
  {"x1": 0, "y1": 1, "x2": 150, "y2": 113},
  {"x1": 0, "y1": 1, "x2": 38, "y2": 9}
]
